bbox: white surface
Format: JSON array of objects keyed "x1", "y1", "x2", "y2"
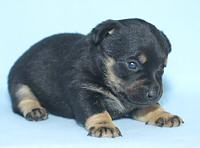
[{"x1": 0, "y1": 0, "x2": 200, "y2": 147}]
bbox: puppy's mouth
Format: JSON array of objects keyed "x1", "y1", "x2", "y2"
[
  {"x1": 117, "y1": 91, "x2": 160, "y2": 107},
  {"x1": 129, "y1": 99, "x2": 159, "y2": 106}
]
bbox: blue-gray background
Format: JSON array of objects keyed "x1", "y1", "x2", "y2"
[{"x1": 0, "y1": 0, "x2": 199, "y2": 147}]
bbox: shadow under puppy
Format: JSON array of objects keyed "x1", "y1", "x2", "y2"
[{"x1": 8, "y1": 18, "x2": 184, "y2": 138}]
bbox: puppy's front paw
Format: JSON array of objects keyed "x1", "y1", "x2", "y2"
[
  {"x1": 146, "y1": 112, "x2": 184, "y2": 127},
  {"x1": 25, "y1": 108, "x2": 48, "y2": 121},
  {"x1": 87, "y1": 122, "x2": 122, "y2": 138}
]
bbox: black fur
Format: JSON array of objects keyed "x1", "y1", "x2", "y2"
[{"x1": 8, "y1": 18, "x2": 171, "y2": 125}]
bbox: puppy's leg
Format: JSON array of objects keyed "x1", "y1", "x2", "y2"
[
  {"x1": 15, "y1": 84, "x2": 48, "y2": 121},
  {"x1": 71, "y1": 88, "x2": 122, "y2": 138},
  {"x1": 85, "y1": 111, "x2": 122, "y2": 138},
  {"x1": 131, "y1": 104, "x2": 184, "y2": 127}
]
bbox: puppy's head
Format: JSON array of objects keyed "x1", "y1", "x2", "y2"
[{"x1": 90, "y1": 19, "x2": 171, "y2": 107}]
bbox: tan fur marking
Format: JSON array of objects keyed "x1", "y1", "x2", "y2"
[
  {"x1": 127, "y1": 79, "x2": 146, "y2": 92},
  {"x1": 16, "y1": 84, "x2": 43, "y2": 116},
  {"x1": 85, "y1": 111, "x2": 121, "y2": 137},
  {"x1": 132, "y1": 104, "x2": 164, "y2": 122},
  {"x1": 132, "y1": 104, "x2": 184, "y2": 127},
  {"x1": 16, "y1": 85, "x2": 37, "y2": 101},
  {"x1": 18, "y1": 99, "x2": 41, "y2": 116},
  {"x1": 85, "y1": 111, "x2": 112, "y2": 130},
  {"x1": 138, "y1": 54, "x2": 147, "y2": 64},
  {"x1": 88, "y1": 122, "x2": 121, "y2": 138},
  {"x1": 104, "y1": 57, "x2": 123, "y2": 90}
]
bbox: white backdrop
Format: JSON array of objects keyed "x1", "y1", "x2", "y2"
[{"x1": 0, "y1": 0, "x2": 199, "y2": 147}]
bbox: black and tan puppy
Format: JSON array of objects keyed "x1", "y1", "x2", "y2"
[{"x1": 8, "y1": 19, "x2": 183, "y2": 138}]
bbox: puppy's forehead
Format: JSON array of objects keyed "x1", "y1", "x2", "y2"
[
  {"x1": 117, "y1": 26, "x2": 159, "y2": 53},
  {"x1": 123, "y1": 27, "x2": 168, "y2": 65},
  {"x1": 107, "y1": 21, "x2": 168, "y2": 64}
]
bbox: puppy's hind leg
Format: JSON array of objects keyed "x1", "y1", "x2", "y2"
[{"x1": 15, "y1": 84, "x2": 48, "y2": 121}]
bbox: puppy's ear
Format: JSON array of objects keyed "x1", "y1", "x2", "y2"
[
  {"x1": 160, "y1": 31, "x2": 171, "y2": 53},
  {"x1": 91, "y1": 20, "x2": 120, "y2": 44}
]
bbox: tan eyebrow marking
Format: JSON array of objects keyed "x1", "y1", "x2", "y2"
[{"x1": 138, "y1": 54, "x2": 147, "y2": 64}]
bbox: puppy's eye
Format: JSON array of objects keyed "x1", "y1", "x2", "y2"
[{"x1": 127, "y1": 61, "x2": 138, "y2": 70}]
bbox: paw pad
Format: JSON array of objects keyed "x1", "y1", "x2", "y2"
[
  {"x1": 88, "y1": 124, "x2": 122, "y2": 138},
  {"x1": 25, "y1": 108, "x2": 48, "y2": 121},
  {"x1": 154, "y1": 114, "x2": 184, "y2": 127}
]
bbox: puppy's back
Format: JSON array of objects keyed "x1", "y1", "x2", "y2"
[{"x1": 8, "y1": 33, "x2": 84, "y2": 115}]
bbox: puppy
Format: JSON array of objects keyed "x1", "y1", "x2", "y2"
[{"x1": 8, "y1": 19, "x2": 183, "y2": 138}]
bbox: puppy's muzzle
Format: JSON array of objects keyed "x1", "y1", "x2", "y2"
[{"x1": 125, "y1": 80, "x2": 161, "y2": 105}]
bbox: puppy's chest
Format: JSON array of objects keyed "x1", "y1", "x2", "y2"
[{"x1": 101, "y1": 99, "x2": 133, "y2": 119}]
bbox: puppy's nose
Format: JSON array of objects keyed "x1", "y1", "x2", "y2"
[{"x1": 147, "y1": 87, "x2": 158, "y2": 100}]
